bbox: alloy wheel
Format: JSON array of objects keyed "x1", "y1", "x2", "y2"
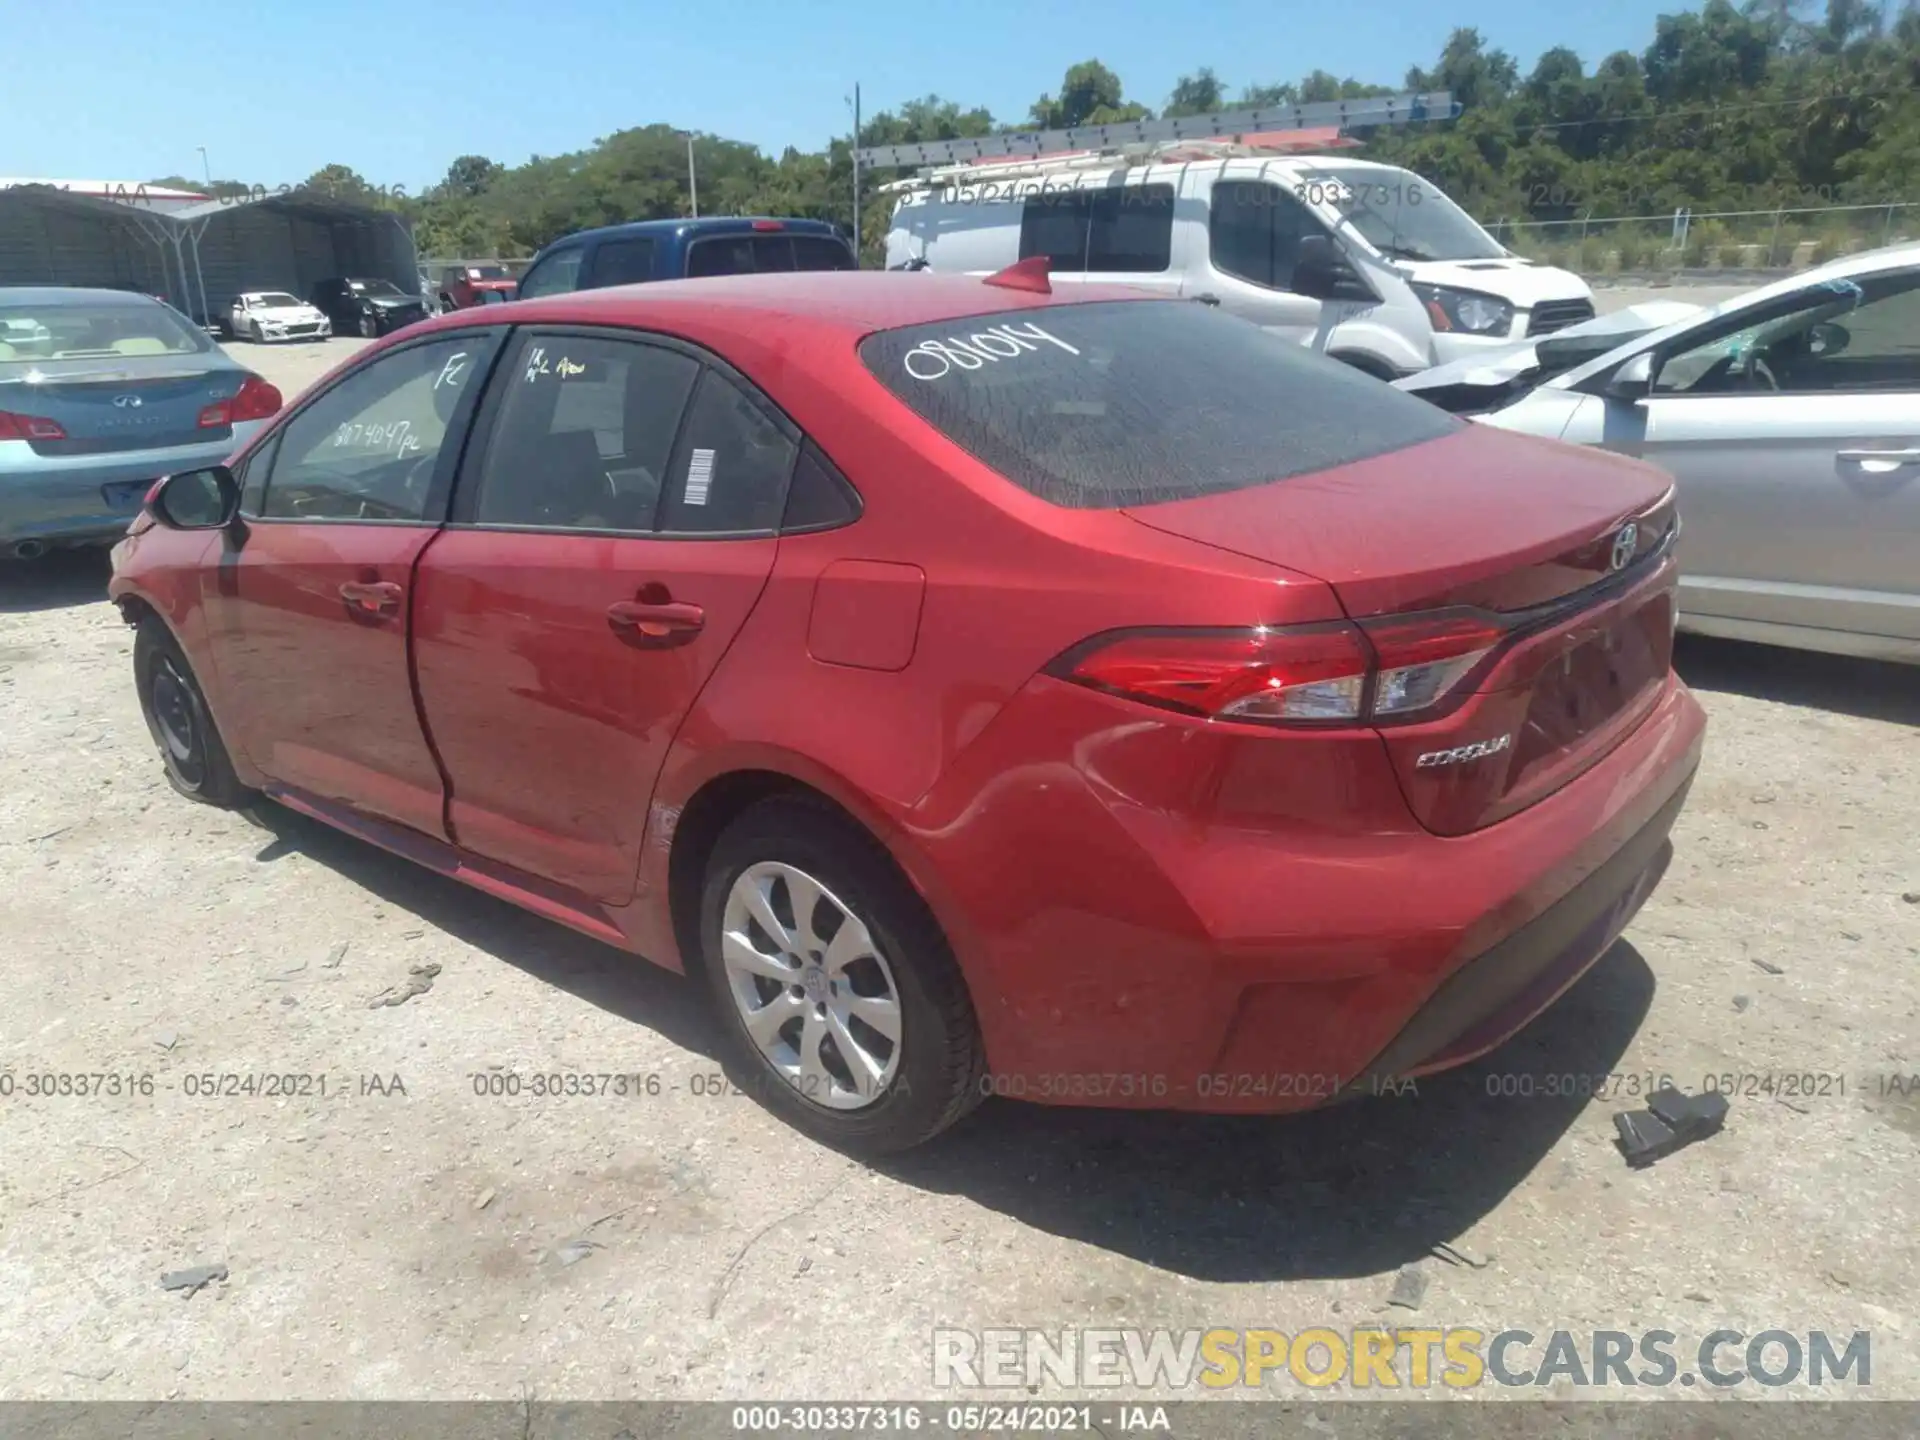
[{"x1": 719, "y1": 861, "x2": 904, "y2": 1111}]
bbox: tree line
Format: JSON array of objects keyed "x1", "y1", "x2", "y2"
[{"x1": 152, "y1": 0, "x2": 1920, "y2": 266}]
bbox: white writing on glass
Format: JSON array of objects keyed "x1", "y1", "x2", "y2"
[
  {"x1": 523, "y1": 345, "x2": 551, "y2": 383},
  {"x1": 331, "y1": 418, "x2": 423, "y2": 458},
  {"x1": 434, "y1": 352, "x2": 470, "y2": 389},
  {"x1": 902, "y1": 321, "x2": 1081, "y2": 382}
]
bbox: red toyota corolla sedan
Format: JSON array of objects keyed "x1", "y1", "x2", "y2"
[{"x1": 109, "y1": 266, "x2": 1706, "y2": 1152}]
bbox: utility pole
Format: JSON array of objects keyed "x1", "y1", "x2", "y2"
[
  {"x1": 196, "y1": 147, "x2": 211, "y2": 187},
  {"x1": 852, "y1": 83, "x2": 862, "y2": 264},
  {"x1": 676, "y1": 129, "x2": 698, "y2": 218}
]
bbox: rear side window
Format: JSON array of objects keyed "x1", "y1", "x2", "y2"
[
  {"x1": 859, "y1": 300, "x2": 1459, "y2": 509},
  {"x1": 685, "y1": 233, "x2": 854, "y2": 277},
  {"x1": 656, "y1": 370, "x2": 797, "y2": 534},
  {"x1": 1018, "y1": 186, "x2": 1174, "y2": 274},
  {"x1": 588, "y1": 237, "x2": 656, "y2": 288}
]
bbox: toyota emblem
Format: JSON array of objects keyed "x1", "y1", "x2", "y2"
[
  {"x1": 112, "y1": 394, "x2": 143, "y2": 408},
  {"x1": 1609, "y1": 522, "x2": 1639, "y2": 572}
]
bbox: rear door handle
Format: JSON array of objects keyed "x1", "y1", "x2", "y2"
[
  {"x1": 1837, "y1": 448, "x2": 1920, "y2": 465},
  {"x1": 1192, "y1": 293, "x2": 1221, "y2": 306},
  {"x1": 606, "y1": 599, "x2": 705, "y2": 647},
  {"x1": 339, "y1": 580, "x2": 403, "y2": 615}
]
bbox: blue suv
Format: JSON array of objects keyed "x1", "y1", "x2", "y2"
[{"x1": 515, "y1": 217, "x2": 856, "y2": 298}]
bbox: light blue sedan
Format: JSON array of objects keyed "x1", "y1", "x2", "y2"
[{"x1": 1, "y1": 287, "x2": 282, "y2": 558}]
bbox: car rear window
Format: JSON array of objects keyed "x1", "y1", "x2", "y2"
[
  {"x1": 857, "y1": 299, "x2": 1460, "y2": 508},
  {"x1": 0, "y1": 301, "x2": 210, "y2": 362},
  {"x1": 686, "y1": 233, "x2": 856, "y2": 278}
]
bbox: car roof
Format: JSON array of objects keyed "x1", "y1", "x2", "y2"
[
  {"x1": 539, "y1": 216, "x2": 844, "y2": 251},
  {"x1": 424, "y1": 269, "x2": 1148, "y2": 341},
  {"x1": 0, "y1": 285, "x2": 163, "y2": 306}
]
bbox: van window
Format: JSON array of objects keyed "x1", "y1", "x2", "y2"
[
  {"x1": 860, "y1": 299, "x2": 1458, "y2": 509},
  {"x1": 1209, "y1": 182, "x2": 1324, "y2": 291},
  {"x1": 1018, "y1": 185, "x2": 1174, "y2": 274}
]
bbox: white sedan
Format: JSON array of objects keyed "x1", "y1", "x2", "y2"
[{"x1": 228, "y1": 291, "x2": 331, "y2": 344}]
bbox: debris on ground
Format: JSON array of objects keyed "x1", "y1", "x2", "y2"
[
  {"x1": 1615, "y1": 1086, "x2": 1730, "y2": 1169},
  {"x1": 264, "y1": 958, "x2": 307, "y2": 982},
  {"x1": 1751, "y1": 956, "x2": 1786, "y2": 975},
  {"x1": 160, "y1": 1263, "x2": 228, "y2": 1297},
  {"x1": 322, "y1": 941, "x2": 349, "y2": 969},
  {"x1": 1387, "y1": 1265, "x2": 1428, "y2": 1310},
  {"x1": 474, "y1": 1188, "x2": 496, "y2": 1211},
  {"x1": 152, "y1": 1030, "x2": 178, "y2": 1051},
  {"x1": 367, "y1": 962, "x2": 441, "y2": 1009},
  {"x1": 1901, "y1": 892, "x2": 1919, "y2": 905},
  {"x1": 1432, "y1": 1241, "x2": 1493, "y2": 1269},
  {"x1": 554, "y1": 1237, "x2": 604, "y2": 1267},
  {"x1": 1732, "y1": 994, "x2": 1752, "y2": 1012}
]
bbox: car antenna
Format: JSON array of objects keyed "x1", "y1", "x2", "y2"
[{"x1": 983, "y1": 255, "x2": 1052, "y2": 294}]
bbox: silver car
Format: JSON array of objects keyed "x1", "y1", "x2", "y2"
[{"x1": 1397, "y1": 242, "x2": 1920, "y2": 665}]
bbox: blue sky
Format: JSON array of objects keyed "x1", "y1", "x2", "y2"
[{"x1": 21, "y1": 0, "x2": 1690, "y2": 191}]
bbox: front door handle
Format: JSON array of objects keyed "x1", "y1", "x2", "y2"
[
  {"x1": 1192, "y1": 293, "x2": 1221, "y2": 307},
  {"x1": 339, "y1": 579, "x2": 403, "y2": 616},
  {"x1": 1837, "y1": 448, "x2": 1920, "y2": 466},
  {"x1": 606, "y1": 598, "x2": 705, "y2": 648}
]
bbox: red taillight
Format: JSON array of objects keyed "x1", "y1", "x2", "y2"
[
  {"x1": 751, "y1": 219, "x2": 785, "y2": 231},
  {"x1": 0, "y1": 409, "x2": 68, "y2": 442},
  {"x1": 1052, "y1": 610, "x2": 1510, "y2": 728},
  {"x1": 199, "y1": 375, "x2": 282, "y2": 428}
]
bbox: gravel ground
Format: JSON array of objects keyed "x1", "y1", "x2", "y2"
[{"x1": 1, "y1": 317, "x2": 1915, "y2": 1405}]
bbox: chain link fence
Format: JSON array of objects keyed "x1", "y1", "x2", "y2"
[{"x1": 1487, "y1": 202, "x2": 1919, "y2": 281}]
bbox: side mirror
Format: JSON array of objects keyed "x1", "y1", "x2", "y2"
[
  {"x1": 148, "y1": 465, "x2": 239, "y2": 530},
  {"x1": 1605, "y1": 351, "x2": 1656, "y2": 402},
  {"x1": 1293, "y1": 235, "x2": 1380, "y2": 305}
]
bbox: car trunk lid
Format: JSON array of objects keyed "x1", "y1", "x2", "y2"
[
  {"x1": 1123, "y1": 424, "x2": 1681, "y2": 833},
  {"x1": 1, "y1": 357, "x2": 240, "y2": 455}
]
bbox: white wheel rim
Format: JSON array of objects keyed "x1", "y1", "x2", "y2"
[{"x1": 720, "y1": 861, "x2": 903, "y2": 1112}]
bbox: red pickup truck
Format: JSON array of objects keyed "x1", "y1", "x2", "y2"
[{"x1": 435, "y1": 264, "x2": 518, "y2": 311}]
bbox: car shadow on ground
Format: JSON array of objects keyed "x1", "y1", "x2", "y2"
[
  {"x1": 1675, "y1": 633, "x2": 1920, "y2": 725},
  {"x1": 880, "y1": 941, "x2": 1656, "y2": 1284},
  {"x1": 244, "y1": 802, "x2": 722, "y2": 1061},
  {"x1": 252, "y1": 800, "x2": 1654, "y2": 1285},
  {"x1": 0, "y1": 549, "x2": 113, "y2": 614}
]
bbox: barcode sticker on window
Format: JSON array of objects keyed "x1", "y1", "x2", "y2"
[{"x1": 684, "y1": 447, "x2": 715, "y2": 507}]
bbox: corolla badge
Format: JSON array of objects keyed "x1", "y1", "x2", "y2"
[
  {"x1": 1416, "y1": 734, "x2": 1513, "y2": 769},
  {"x1": 1610, "y1": 522, "x2": 1640, "y2": 572}
]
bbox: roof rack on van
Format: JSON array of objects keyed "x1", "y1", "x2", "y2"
[{"x1": 855, "y1": 90, "x2": 1456, "y2": 175}]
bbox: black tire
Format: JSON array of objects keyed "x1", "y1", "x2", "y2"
[
  {"x1": 695, "y1": 796, "x2": 986, "y2": 1153},
  {"x1": 249, "y1": 321, "x2": 265, "y2": 344},
  {"x1": 358, "y1": 312, "x2": 379, "y2": 338},
  {"x1": 133, "y1": 618, "x2": 253, "y2": 808}
]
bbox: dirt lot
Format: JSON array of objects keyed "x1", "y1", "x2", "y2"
[{"x1": 1, "y1": 321, "x2": 1917, "y2": 1405}]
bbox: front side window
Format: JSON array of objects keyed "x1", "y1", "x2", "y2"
[
  {"x1": 860, "y1": 299, "x2": 1458, "y2": 509},
  {"x1": 518, "y1": 249, "x2": 584, "y2": 298},
  {"x1": 1301, "y1": 166, "x2": 1507, "y2": 263},
  {"x1": 1655, "y1": 268, "x2": 1920, "y2": 396},
  {"x1": 259, "y1": 336, "x2": 493, "y2": 521},
  {"x1": 1208, "y1": 181, "x2": 1325, "y2": 291},
  {"x1": 473, "y1": 334, "x2": 700, "y2": 531}
]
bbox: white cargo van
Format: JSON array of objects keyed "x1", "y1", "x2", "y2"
[{"x1": 882, "y1": 153, "x2": 1597, "y2": 378}]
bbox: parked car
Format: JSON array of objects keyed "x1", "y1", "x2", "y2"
[
  {"x1": 514, "y1": 217, "x2": 855, "y2": 300},
  {"x1": 434, "y1": 264, "x2": 519, "y2": 312},
  {"x1": 228, "y1": 290, "x2": 331, "y2": 343},
  {"x1": 0, "y1": 287, "x2": 282, "y2": 559},
  {"x1": 108, "y1": 267, "x2": 1704, "y2": 1151},
  {"x1": 885, "y1": 155, "x2": 1596, "y2": 378},
  {"x1": 308, "y1": 277, "x2": 429, "y2": 338},
  {"x1": 1398, "y1": 242, "x2": 1920, "y2": 665}
]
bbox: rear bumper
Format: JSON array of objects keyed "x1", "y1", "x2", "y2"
[
  {"x1": 914, "y1": 670, "x2": 1706, "y2": 1111},
  {"x1": 0, "y1": 422, "x2": 265, "y2": 546}
]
